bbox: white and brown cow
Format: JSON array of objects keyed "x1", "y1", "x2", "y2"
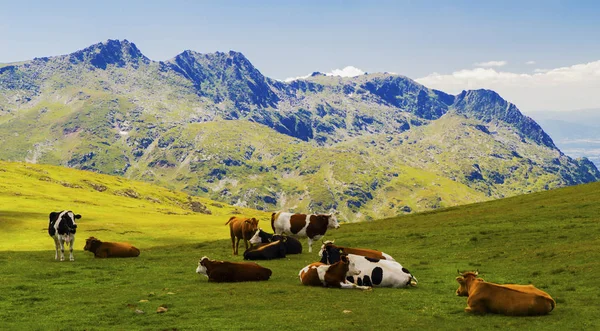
[
  {"x1": 271, "y1": 211, "x2": 339, "y2": 253},
  {"x1": 320, "y1": 244, "x2": 418, "y2": 288},
  {"x1": 299, "y1": 254, "x2": 371, "y2": 290},
  {"x1": 48, "y1": 210, "x2": 81, "y2": 261}
]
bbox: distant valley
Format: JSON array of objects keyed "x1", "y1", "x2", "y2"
[{"x1": 0, "y1": 39, "x2": 598, "y2": 221}]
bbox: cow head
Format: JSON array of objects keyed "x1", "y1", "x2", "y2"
[
  {"x1": 456, "y1": 270, "x2": 480, "y2": 296},
  {"x1": 326, "y1": 214, "x2": 340, "y2": 229},
  {"x1": 243, "y1": 218, "x2": 260, "y2": 233},
  {"x1": 196, "y1": 256, "x2": 210, "y2": 276},
  {"x1": 56, "y1": 211, "x2": 81, "y2": 235},
  {"x1": 320, "y1": 243, "x2": 344, "y2": 264},
  {"x1": 83, "y1": 237, "x2": 102, "y2": 252},
  {"x1": 318, "y1": 240, "x2": 335, "y2": 257},
  {"x1": 249, "y1": 229, "x2": 262, "y2": 245}
]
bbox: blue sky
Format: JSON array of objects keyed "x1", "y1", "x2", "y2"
[{"x1": 1, "y1": 0, "x2": 600, "y2": 111}]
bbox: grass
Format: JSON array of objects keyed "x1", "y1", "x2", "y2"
[{"x1": 0, "y1": 161, "x2": 599, "y2": 330}]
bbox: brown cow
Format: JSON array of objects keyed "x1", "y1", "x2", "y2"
[
  {"x1": 83, "y1": 237, "x2": 140, "y2": 258},
  {"x1": 455, "y1": 271, "x2": 555, "y2": 316},
  {"x1": 225, "y1": 216, "x2": 259, "y2": 255},
  {"x1": 271, "y1": 212, "x2": 339, "y2": 253},
  {"x1": 196, "y1": 256, "x2": 271, "y2": 282},
  {"x1": 299, "y1": 254, "x2": 371, "y2": 290},
  {"x1": 319, "y1": 240, "x2": 395, "y2": 261}
]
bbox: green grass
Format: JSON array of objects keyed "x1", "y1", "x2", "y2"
[{"x1": 0, "y1": 161, "x2": 599, "y2": 330}]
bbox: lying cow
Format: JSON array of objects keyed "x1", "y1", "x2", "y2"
[
  {"x1": 225, "y1": 216, "x2": 259, "y2": 255},
  {"x1": 48, "y1": 210, "x2": 81, "y2": 261},
  {"x1": 271, "y1": 211, "x2": 339, "y2": 253},
  {"x1": 320, "y1": 243, "x2": 417, "y2": 288},
  {"x1": 84, "y1": 237, "x2": 140, "y2": 258},
  {"x1": 456, "y1": 271, "x2": 555, "y2": 316},
  {"x1": 243, "y1": 239, "x2": 287, "y2": 260},
  {"x1": 299, "y1": 254, "x2": 371, "y2": 290},
  {"x1": 196, "y1": 256, "x2": 272, "y2": 282},
  {"x1": 249, "y1": 228, "x2": 303, "y2": 254},
  {"x1": 320, "y1": 240, "x2": 395, "y2": 261}
]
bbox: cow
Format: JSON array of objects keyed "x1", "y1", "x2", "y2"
[
  {"x1": 48, "y1": 210, "x2": 81, "y2": 261},
  {"x1": 299, "y1": 254, "x2": 371, "y2": 290},
  {"x1": 225, "y1": 216, "x2": 260, "y2": 255},
  {"x1": 83, "y1": 237, "x2": 140, "y2": 258},
  {"x1": 196, "y1": 256, "x2": 272, "y2": 282},
  {"x1": 271, "y1": 211, "x2": 339, "y2": 253},
  {"x1": 243, "y1": 239, "x2": 287, "y2": 260},
  {"x1": 320, "y1": 243, "x2": 417, "y2": 288},
  {"x1": 249, "y1": 228, "x2": 303, "y2": 254},
  {"x1": 455, "y1": 271, "x2": 555, "y2": 316},
  {"x1": 319, "y1": 240, "x2": 395, "y2": 261}
]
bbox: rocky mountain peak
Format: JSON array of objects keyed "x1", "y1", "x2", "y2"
[{"x1": 68, "y1": 39, "x2": 150, "y2": 69}]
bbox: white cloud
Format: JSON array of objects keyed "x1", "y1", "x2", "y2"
[
  {"x1": 283, "y1": 66, "x2": 365, "y2": 82},
  {"x1": 474, "y1": 60, "x2": 507, "y2": 67},
  {"x1": 325, "y1": 66, "x2": 365, "y2": 77},
  {"x1": 416, "y1": 60, "x2": 600, "y2": 112},
  {"x1": 526, "y1": 60, "x2": 536, "y2": 65}
]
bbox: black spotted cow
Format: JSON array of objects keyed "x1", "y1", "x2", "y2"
[
  {"x1": 48, "y1": 211, "x2": 81, "y2": 261},
  {"x1": 320, "y1": 243, "x2": 417, "y2": 288},
  {"x1": 271, "y1": 212, "x2": 339, "y2": 253}
]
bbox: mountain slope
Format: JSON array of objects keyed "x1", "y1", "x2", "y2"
[{"x1": 0, "y1": 40, "x2": 598, "y2": 219}]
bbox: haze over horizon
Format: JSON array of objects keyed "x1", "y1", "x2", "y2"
[{"x1": 2, "y1": 0, "x2": 600, "y2": 112}]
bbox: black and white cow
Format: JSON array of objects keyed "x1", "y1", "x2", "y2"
[
  {"x1": 48, "y1": 211, "x2": 81, "y2": 261},
  {"x1": 320, "y1": 244, "x2": 417, "y2": 288},
  {"x1": 243, "y1": 239, "x2": 287, "y2": 260},
  {"x1": 249, "y1": 228, "x2": 303, "y2": 254}
]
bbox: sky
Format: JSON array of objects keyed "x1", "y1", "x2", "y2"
[{"x1": 1, "y1": 0, "x2": 600, "y2": 112}]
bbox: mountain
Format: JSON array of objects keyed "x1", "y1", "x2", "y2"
[
  {"x1": 529, "y1": 109, "x2": 600, "y2": 168},
  {"x1": 0, "y1": 39, "x2": 598, "y2": 221}
]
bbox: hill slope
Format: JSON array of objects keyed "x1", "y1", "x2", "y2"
[
  {"x1": 0, "y1": 40, "x2": 598, "y2": 220},
  {"x1": 0, "y1": 162, "x2": 598, "y2": 329}
]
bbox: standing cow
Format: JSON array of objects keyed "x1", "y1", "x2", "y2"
[
  {"x1": 48, "y1": 210, "x2": 81, "y2": 261},
  {"x1": 271, "y1": 212, "x2": 339, "y2": 253},
  {"x1": 225, "y1": 217, "x2": 259, "y2": 255}
]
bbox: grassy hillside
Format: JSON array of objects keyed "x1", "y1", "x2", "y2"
[
  {"x1": 0, "y1": 160, "x2": 270, "y2": 250},
  {"x1": 0, "y1": 162, "x2": 599, "y2": 330}
]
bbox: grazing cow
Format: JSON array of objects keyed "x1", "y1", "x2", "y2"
[
  {"x1": 320, "y1": 240, "x2": 395, "y2": 261},
  {"x1": 196, "y1": 256, "x2": 272, "y2": 282},
  {"x1": 320, "y1": 244, "x2": 417, "y2": 288},
  {"x1": 455, "y1": 271, "x2": 555, "y2": 316},
  {"x1": 243, "y1": 239, "x2": 287, "y2": 260},
  {"x1": 48, "y1": 210, "x2": 81, "y2": 261},
  {"x1": 225, "y1": 216, "x2": 260, "y2": 255},
  {"x1": 83, "y1": 237, "x2": 140, "y2": 258},
  {"x1": 299, "y1": 254, "x2": 371, "y2": 290},
  {"x1": 249, "y1": 228, "x2": 303, "y2": 254},
  {"x1": 271, "y1": 211, "x2": 339, "y2": 253}
]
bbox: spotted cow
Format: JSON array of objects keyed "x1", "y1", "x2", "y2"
[
  {"x1": 456, "y1": 271, "x2": 555, "y2": 316},
  {"x1": 299, "y1": 254, "x2": 371, "y2": 290},
  {"x1": 196, "y1": 256, "x2": 272, "y2": 282},
  {"x1": 48, "y1": 210, "x2": 81, "y2": 261},
  {"x1": 271, "y1": 212, "x2": 339, "y2": 253},
  {"x1": 320, "y1": 240, "x2": 395, "y2": 261},
  {"x1": 320, "y1": 244, "x2": 417, "y2": 288}
]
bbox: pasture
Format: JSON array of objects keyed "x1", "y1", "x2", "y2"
[{"x1": 1, "y1": 161, "x2": 599, "y2": 330}]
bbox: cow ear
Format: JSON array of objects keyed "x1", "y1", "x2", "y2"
[
  {"x1": 456, "y1": 277, "x2": 465, "y2": 283},
  {"x1": 75, "y1": 214, "x2": 82, "y2": 219}
]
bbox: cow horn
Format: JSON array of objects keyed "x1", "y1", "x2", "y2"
[
  {"x1": 457, "y1": 269, "x2": 461, "y2": 275},
  {"x1": 475, "y1": 270, "x2": 479, "y2": 276}
]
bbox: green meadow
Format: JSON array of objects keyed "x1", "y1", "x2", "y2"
[{"x1": 0, "y1": 161, "x2": 599, "y2": 330}]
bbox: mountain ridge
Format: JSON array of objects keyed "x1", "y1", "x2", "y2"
[{"x1": 0, "y1": 39, "x2": 598, "y2": 220}]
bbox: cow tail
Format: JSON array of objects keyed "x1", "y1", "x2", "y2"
[
  {"x1": 271, "y1": 212, "x2": 277, "y2": 232},
  {"x1": 224, "y1": 216, "x2": 236, "y2": 226}
]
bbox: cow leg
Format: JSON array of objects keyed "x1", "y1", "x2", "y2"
[
  {"x1": 340, "y1": 281, "x2": 371, "y2": 290},
  {"x1": 69, "y1": 237, "x2": 75, "y2": 261},
  {"x1": 59, "y1": 238, "x2": 65, "y2": 261},
  {"x1": 235, "y1": 237, "x2": 241, "y2": 255},
  {"x1": 230, "y1": 234, "x2": 236, "y2": 255},
  {"x1": 307, "y1": 238, "x2": 313, "y2": 253},
  {"x1": 53, "y1": 237, "x2": 60, "y2": 260}
]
